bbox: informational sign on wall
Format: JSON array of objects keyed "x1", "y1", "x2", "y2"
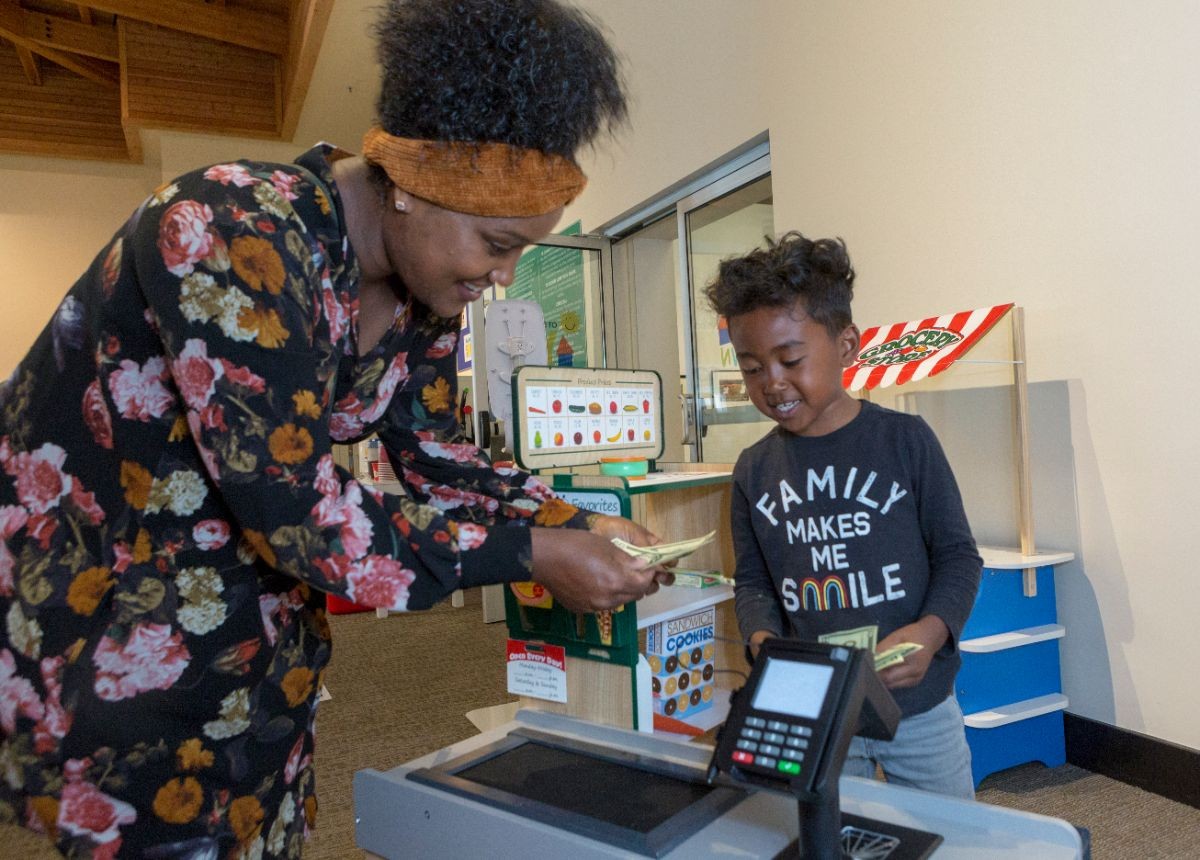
[
  {"x1": 507, "y1": 221, "x2": 587, "y2": 369},
  {"x1": 457, "y1": 311, "x2": 473, "y2": 373},
  {"x1": 717, "y1": 316, "x2": 734, "y2": 367}
]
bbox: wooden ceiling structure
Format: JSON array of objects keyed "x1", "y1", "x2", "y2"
[{"x1": 0, "y1": 0, "x2": 334, "y2": 162}]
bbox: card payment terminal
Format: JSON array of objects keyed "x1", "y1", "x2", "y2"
[{"x1": 710, "y1": 639, "x2": 942, "y2": 859}]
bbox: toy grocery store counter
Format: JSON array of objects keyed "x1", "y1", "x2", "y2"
[{"x1": 353, "y1": 708, "x2": 1084, "y2": 859}]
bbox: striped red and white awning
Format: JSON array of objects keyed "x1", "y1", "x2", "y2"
[{"x1": 842, "y1": 303, "x2": 1014, "y2": 392}]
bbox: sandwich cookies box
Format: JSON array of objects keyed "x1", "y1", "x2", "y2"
[{"x1": 646, "y1": 606, "x2": 717, "y2": 723}]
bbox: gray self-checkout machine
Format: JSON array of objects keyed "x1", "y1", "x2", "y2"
[{"x1": 354, "y1": 639, "x2": 1084, "y2": 859}]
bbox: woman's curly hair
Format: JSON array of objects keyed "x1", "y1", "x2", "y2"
[
  {"x1": 704, "y1": 232, "x2": 856, "y2": 337},
  {"x1": 373, "y1": 0, "x2": 627, "y2": 159}
]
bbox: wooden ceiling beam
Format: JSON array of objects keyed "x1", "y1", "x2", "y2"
[
  {"x1": 21, "y1": 9, "x2": 119, "y2": 62},
  {"x1": 0, "y1": 4, "x2": 118, "y2": 86},
  {"x1": 279, "y1": 0, "x2": 333, "y2": 139},
  {"x1": 75, "y1": 1, "x2": 286, "y2": 54},
  {"x1": 15, "y1": 43, "x2": 42, "y2": 85}
]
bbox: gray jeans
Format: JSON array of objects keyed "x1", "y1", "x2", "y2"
[{"x1": 841, "y1": 695, "x2": 975, "y2": 799}]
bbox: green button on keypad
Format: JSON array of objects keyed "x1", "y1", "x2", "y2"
[{"x1": 777, "y1": 760, "x2": 801, "y2": 775}]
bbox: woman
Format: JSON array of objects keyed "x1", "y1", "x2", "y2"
[{"x1": 0, "y1": 1, "x2": 666, "y2": 856}]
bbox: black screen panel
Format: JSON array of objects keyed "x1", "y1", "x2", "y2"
[{"x1": 454, "y1": 741, "x2": 713, "y2": 834}]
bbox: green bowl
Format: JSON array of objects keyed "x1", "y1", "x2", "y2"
[{"x1": 599, "y1": 458, "x2": 649, "y2": 478}]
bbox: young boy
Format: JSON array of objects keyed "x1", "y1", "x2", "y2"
[{"x1": 706, "y1": 231, "x2": 982, "y2": 799}]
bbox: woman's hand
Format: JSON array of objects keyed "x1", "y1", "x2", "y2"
[
  {"x1": 588, "y1": 514, "x2": 676, "y2": 587},
  {"x1": 875, "y1": 615, "x2": 949, "y2": 690},
  {"x1": 529, "y1": 526, "x2": 669, "y2": 612}
]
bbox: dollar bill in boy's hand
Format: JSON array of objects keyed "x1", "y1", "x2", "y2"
[
  {"x1": 611, "y1": 530, "x2": 716, "y2": 566},
  {"x1": 818, "y1": 624, "x2": 878, "y2": 652},
  {"x1": 873, "y1": 642, "x2": 924, "y2": 671}
]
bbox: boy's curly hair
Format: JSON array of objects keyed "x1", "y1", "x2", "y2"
[
  {"x1": 373, "y1": 0, "x2": 627, "y2": 158},
  {"x1": 704, "y1": 231, "x2": 856, "y2": 337}
]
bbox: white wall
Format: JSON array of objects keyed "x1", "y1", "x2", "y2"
[
  {"x1": 569, "y1": 0, "x2": 1200, "y2": 751},
  {"x1": 3, "y1": 0, "x2": 1197, "y2": 751}
]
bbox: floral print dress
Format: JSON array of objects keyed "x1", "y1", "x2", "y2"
[{"x1": 0, "y1": 145, "x2": 587, "y2": 859}]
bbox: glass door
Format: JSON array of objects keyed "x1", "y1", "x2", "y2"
[
  {"x1": 610, "y1": 149, "x2": 772, "y2": 464},
  {"x1": 680, "y1": 169, "x2": 775, "y2": 463},
  {"x1": 466, "y1": 232, "x2": 614, "y2": 457}
]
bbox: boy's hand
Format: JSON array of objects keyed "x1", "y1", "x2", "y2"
[
  {"x1": 876, "y1": 615, "x2": 949, "y2": 690},
  {"x1": 747, "y1": 629, "x2": 775, "y2": 660}
]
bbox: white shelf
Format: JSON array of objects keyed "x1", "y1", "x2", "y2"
[
  {"x1": 978, "y1": 546, "x2": 1075, "y2": 569},
  {"x1": 963, "y1": 693, "x2": 1069, "y2": 729},
  {"x1": 635, "y1": 470, "x2": 731, "y2": 488},
  {"x1": 637, "y1": 583, "x2": 734, "y2": 629},
  {"x1": 961, "y1": 623, "x2": 1065, "y2": 653}
]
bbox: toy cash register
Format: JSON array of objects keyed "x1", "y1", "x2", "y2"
[{"x1": 710, "y1": 639, "x2": 943, "y2": 859}]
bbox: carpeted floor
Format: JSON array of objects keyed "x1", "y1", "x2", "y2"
[{"x1": 308, "y1": 591, "x2": 1200, "y2": 859}]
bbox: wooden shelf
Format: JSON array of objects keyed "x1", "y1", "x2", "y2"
[{"x1": 961, "y1": 623, "x2": 1065, "y2": 653}]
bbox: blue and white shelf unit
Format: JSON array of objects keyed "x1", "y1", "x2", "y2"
[{"x1": 958, "y1": 547, "x2": 1075, "y2": 788}]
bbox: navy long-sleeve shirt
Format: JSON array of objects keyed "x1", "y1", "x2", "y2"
[{"x1": 732, "y1": 400, "x2": 982, "y2": 716}]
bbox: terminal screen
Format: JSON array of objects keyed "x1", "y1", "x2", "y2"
[{"x1": 750, "y1": 658, "x2": 834, "y2": 719}]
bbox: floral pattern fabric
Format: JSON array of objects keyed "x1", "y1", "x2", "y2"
[{"x1": 0, "y1": 145, "x2": 586, "y2": 858}]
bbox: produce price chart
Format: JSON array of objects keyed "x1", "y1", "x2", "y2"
[{"x1": 524, "y1": 383, "x2": 657, "y2": 452}]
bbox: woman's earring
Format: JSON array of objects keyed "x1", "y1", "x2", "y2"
[{"x1": 394, "y1": 199, "x2": 407, "y2": 212}]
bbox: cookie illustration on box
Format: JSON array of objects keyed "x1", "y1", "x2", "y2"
[{"x1": 645, "y1": 606, "x2": 718, "y2": 724}]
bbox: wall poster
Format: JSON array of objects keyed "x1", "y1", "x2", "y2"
[{"x1": 507, "y1": 221, "x2": 587, "y2": 368}]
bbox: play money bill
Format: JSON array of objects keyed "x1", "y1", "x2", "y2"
[
  {"x1": 673, "y1": 568, "x2": 735, "y2": 586},
  {"x1": 818, "y1": 625, "x2": 878, "y2": 652},
  {"x1": 874, "y1": 642, "x2": 924, "y2": 671},
  {"x1": 611, "y1": 530, "x2": 716, "y2": 566}
]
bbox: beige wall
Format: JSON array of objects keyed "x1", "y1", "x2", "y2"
[
  {"x1": 568, "y1": 0, "x2": 1200, "y2": 751},
  {"x1": 3, "y1": 1, "x2": 1197, "y2": 751}
]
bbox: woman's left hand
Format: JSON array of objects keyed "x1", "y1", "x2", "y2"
[{"x1": 588, "y1": 515, "x2": 675, "y2": 588}]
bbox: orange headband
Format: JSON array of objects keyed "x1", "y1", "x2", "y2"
[{"x1": 361, "y1": 127, "x2": 587, "y2": 218}]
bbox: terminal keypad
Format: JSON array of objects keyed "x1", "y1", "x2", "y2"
[{"x1": 735, "y1": 716, "x2": 811, "y2": 777}]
